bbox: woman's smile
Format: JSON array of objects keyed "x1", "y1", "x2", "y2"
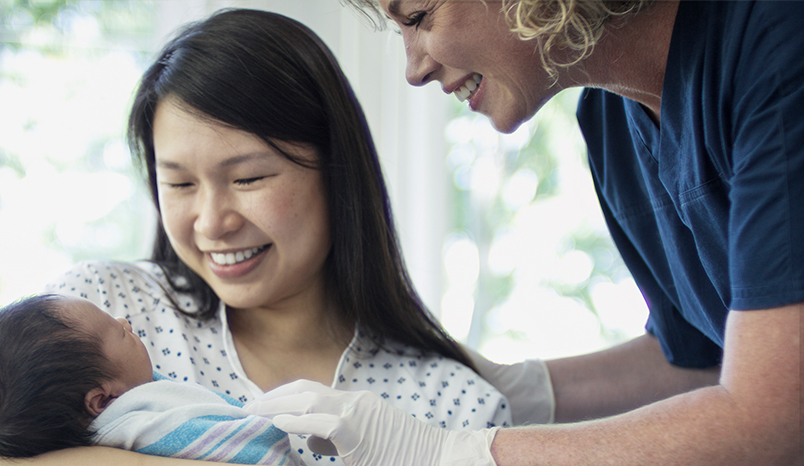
[
  {"x1": 209, "y1": 244, "x2": 270, "y2": 266},
  {"x1": 207, "y1": 244, "x2": 272, "y2": 279},
  {"x1": 381, "y1": 0, "x2": 554, "y2": 134},
  {"x1": 453, "y1": 73, "x2": 483, "y2": 103},
  {"x1": 466, "y1": 74, "x2": 485, "y2": 111}
]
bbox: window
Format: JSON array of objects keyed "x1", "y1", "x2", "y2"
[
  {"x1": 440, "y1": 91, "x2": 648, "y2": 362},
  {"x1": 0, "y1": 0, "x2": 157, "y2": 304},
  {"x1": 0, "y1": 0, "x2": 647, "y2": 363}
]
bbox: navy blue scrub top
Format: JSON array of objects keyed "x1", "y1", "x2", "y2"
[{"x1": 577, "y1": 1, "x2": 804, "y2": 367}]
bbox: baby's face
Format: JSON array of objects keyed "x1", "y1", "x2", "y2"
[{"x1": 61, "y1": 296, "x2": 153, "y2": 391}]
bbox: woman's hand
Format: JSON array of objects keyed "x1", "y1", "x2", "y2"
[{"x1": 244, "y1": 380, "x2": 499, "y2": 466}]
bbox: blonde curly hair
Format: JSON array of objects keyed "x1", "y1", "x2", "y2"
[
  {"x1": 340, "y1": 0, "x2": 652, "y2": 80},
  {"x1": 504, "y1": 0, "x2": 652, "y2": 80}
]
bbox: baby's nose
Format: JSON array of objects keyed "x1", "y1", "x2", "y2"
[{"x1": 116, "y1": 316, "x2": 132, "y2": 332}]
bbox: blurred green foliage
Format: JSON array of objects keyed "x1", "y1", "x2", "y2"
[
  {"x1": 0, "y1": 0, "x2": 155, "y2": 267},
  {"x1": 0, "y1": 0, "x2": 153, "y2": 54},
  {"x1": 446, "y1": 88, "x2": 635, "y2": 349}
]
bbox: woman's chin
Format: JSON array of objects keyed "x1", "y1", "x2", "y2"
[{"x1": 488, "y1": 114, "x2": 528, "y2": 135}]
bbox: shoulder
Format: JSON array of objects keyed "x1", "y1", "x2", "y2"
[
  {"x1": 675, "y1": 1, "x2": 804, "y2": 99},
  {"x1": 44, "y1": 260, "x2": 167, "y2": 299},
  {"x1": 43, "y1": 260, "x2": 204, "y2": 320},
  {"x1": 576, "y1": 89, "x2": 627, "y2": 135},
  {"x1": 44, "y1": 261, "x2": 165, "y2": 316}
]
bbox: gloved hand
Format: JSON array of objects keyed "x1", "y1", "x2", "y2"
[
  {"x1": 243, "y1": 379, "x2": 499, "y2": 466},
  {"x1": 463, "y1": 347, "x2": 555, "y2": 425}
]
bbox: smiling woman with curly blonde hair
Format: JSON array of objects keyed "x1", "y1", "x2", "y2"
[{"x1": 271, "y1": 1, "x2": 804, "y2": 465}]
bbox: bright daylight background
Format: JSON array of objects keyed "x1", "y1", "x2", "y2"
[{"x1": 0, "y1": 0, "x2": 648, "y2": 363}]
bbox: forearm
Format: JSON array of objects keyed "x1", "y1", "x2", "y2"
[
  {"x1": 546, "y1": 333, "x2": 720, "y2": 422},
  {"x1": 492, "y1": 306, "x2": 802, "y2": 465},
  {"x1": 0, "y1": 446, "x2": 234, "y2": 466},
  {"x1": 491, "y1": 383, "x2": 797, "y2": 465}
]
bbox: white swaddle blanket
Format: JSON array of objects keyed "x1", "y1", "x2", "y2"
[{"x1": 90, "y1": 373, "x2": 299, "y2": 465}]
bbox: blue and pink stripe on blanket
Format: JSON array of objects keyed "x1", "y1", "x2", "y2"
[{"x1": 90, "y1": 373, "x2": 298, "y2": 465}]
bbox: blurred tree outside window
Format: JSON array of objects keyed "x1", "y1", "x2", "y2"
[
  {"x1": 440, "y1": 89, "x2": 649, "y2": 362},
  {"x1": 0, "y1": 0, "x2": 649, "y2": 365},
  {"x1": 0, "y1": 0, "x2": 157, "y2": 306}
]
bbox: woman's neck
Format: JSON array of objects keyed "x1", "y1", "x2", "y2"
[
  {"x1": 225, "y1": 290, "x2": 353, "y2": 392},
  {"x1": 576, "y1": 0, "x2": 680, "y2": 124}
]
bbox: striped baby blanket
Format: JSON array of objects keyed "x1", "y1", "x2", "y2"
[{"x1": 90, "y1": 373, "x2": 298, "y2": 465}]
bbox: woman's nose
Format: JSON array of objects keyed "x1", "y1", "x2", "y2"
[
  {"x1": 404, "y1": 37, "x2": 439, "y2": 86},
  {"x1": 193, "y1": 189, "x2": 244, "y2": 240}
]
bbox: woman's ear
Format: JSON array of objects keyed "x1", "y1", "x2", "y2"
[{"x1": 85, "y1": 384, "x2": 117, "y2": 417}]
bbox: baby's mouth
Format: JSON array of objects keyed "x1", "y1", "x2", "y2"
[
  {"x1": 210, "y1": 245, "x2": 270, "y2": 265},
  {"x1": 454, "y1": 73, "x2": 482, "y2": 102}
]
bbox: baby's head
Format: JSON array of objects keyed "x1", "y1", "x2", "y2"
[{"x1": 0, "y1": 294, "x2": 152, "y2": 458}]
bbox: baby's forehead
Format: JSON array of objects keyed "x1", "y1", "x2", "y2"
[
  {"x1": 54, "y1": 296, "x2": 111, "y2": 332},
  {"x1": 56, "y1": 295, "x2": 102, "y2": 313}
]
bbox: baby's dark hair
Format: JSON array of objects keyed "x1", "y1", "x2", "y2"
[{"x1": 0, "y1": 294, "x2": 114, "y2": 458}]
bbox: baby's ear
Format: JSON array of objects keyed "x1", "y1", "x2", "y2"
[{"x1": 85, "y1": 385, "x2": 116, "y2": 417}]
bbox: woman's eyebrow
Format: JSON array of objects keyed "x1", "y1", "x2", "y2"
[
  {"x1": 218, "y1": 152, "x2": 271, "y2": 168},
  {"x1": 156, "y1": 160, "x2": 184, "y2": 170},
  {"x1": 387, "y1": 0, "x2": 401, "y2": 16},
  {"x1": 156, "y1": 153, "x2": 271, "y2": 170}
]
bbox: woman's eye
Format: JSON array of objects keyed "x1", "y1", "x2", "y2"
[
  {"x1": 401, "y1": 11, "x2": 425, "y2": 29},
  {"x1": 234, "y1": 177, "x2": 265, "y2": 186},
  {"x1": 164, "y1": 182, "x2": 192, "y2": 189}
]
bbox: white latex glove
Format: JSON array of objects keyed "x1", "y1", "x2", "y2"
[
  {"x1": 463, "y1": 346, "x2": 555, "y2": 425},
  {"x1": 243, "y1": 379, "x2": 499, "y2": 466}
]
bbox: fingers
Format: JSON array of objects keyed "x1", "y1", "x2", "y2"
[
  {"x1": 258, "y1": 379, "x2": 331, "y2": 400},
  {"x1": 243, "y1": 391, "x2": 323, "y2": 417},
  {"x1": 272, "y1": 413, "x2": 340, "y2": 437},
  {"x1": 241, "y1": 381, "x2": 377, "y2": 461},
  {"x1": 243, "y1": 379, "x2": 338, "y2": 416}
]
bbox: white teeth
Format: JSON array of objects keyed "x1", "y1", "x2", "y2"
[
  {"x1": 454, "y1": 73, "x2": 482, "y2": 103},
  {"x1": 464, "y1": 78, "x2": 477, "y2": 92},
  {"x1": 210, "y1": 246, "x2": 267, "y2": 265}
]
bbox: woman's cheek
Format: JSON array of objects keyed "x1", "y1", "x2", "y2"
[{"x1": 158, "y1": 194, "x2": 192, "y2": 246}]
